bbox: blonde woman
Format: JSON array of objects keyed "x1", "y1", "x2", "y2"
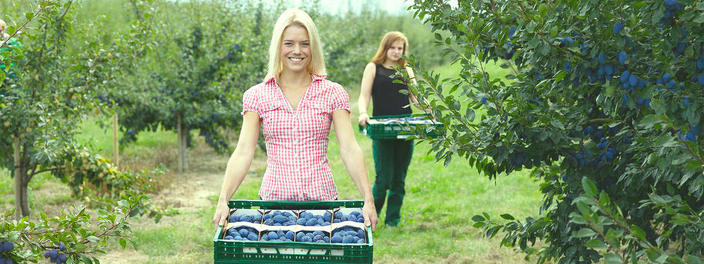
[
  {"x1": 213, "y1": 9, "x2": 378, "y2": 231},
  {"x1": 357, "y1": 31, "x2": 420, "y2": 227}
]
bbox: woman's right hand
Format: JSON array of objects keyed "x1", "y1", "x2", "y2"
[
  {"x1": 212, "y1": 200, "x2": 230, "y2": 227},
  {"x1": 358, "y1": 112, "x2": 370, "y2": 127}
]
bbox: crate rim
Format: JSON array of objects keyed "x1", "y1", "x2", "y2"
[{"x1": 227, "y1": 200, "x2": 365, "y2": 209}]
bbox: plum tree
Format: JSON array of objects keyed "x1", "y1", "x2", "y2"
[{"x1": 409, "y1": 0, "x2": 704, "y2": 263}]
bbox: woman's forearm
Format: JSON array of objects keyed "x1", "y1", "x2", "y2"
[
  {"x1": 217, "y1": 112, "x2": 260, "y2": 204},
  {"x1": 340, "y1": 143, "x2": 373, "y2": 203},
  {"x1": 217, "y1": 149, "x2": 255, "y2": 203}
]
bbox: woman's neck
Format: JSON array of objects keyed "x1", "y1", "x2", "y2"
[
  {"x1": 278, "y1": 70, "x2": 311, "y2": 90},
  {"x1": 382, "y1": 59, "x2": 400, "y2": 68}
]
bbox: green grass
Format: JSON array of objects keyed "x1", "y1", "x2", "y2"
[
  {"x1": 432, "y1": 57, "x2": 513, "y2": 82},
  {"x1": 75, "y1": 116, "x2": 179, "y2": 170},
  {"x1": 0, "y1": 62, "x2": 543, "y2": 263},
  {"x1": 75, "y1": 114, "x2": 177, "y2": 153},
  {"x1": 131, "y1": 209, "x2": 213, "y2": 257}
]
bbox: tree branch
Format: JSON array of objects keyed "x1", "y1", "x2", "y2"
[{"x1": 0, "y1": 5, "x2": 45, "y2": 47}]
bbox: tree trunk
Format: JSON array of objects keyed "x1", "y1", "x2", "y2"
[{"x1": 13, "y1": 137, "x2": 30, "y2": 218}]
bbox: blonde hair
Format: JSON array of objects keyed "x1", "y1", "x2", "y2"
[
  {"x1": 370, "y1": 31, "x2": 409, "y2": 68},
  {"x1": 265, "y1": 9, "x2": 326, "y2": 81}
]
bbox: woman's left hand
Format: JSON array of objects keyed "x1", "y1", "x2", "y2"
[{"x1": 362, "y1": 201, "x2": 378, "y2": 232}]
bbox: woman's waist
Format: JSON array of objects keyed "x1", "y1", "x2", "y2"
[{"x1": 263, "y1": 160, "x2": 332, "y2": 173}]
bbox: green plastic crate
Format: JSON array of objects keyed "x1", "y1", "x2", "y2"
[
  {"x1": 359, "y1": 114, "x2": 444, "y2": 140},
  {"x1": 213, "y1": 200, "x2": 373, "y2": 264}
]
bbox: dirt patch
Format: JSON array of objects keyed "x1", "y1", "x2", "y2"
[{"x1": 148, "y1": 140, "x2": 267, "y2": 212}]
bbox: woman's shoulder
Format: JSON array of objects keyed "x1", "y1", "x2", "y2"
[
  {"x1": 318, "y1": 79, "x2": 345, "y2": 93},
  {"x1": 244, "y1": 80, "x2": 272, "y2": 95},
  {"x1": 363, "y1": 62, "x2": 378, "y2": 76}
]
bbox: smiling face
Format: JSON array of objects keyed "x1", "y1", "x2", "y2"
[
  {"x1": 385, "y1": 40, "x2": 405, "y2": 64},
  {"x1": 279, "y1": 24, "x2": 311, "y2": 75}
]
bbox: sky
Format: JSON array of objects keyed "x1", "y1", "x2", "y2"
[{"x1": 281, "y1": 0, "x2": 413, "y2": 15}]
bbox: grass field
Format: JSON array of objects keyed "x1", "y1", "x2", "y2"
[{"x1": 0, "y1": 62, "x2": 543, "y2": 263}]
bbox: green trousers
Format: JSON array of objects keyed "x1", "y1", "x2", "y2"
[{"x1": 372, "y1": 139, "x2": 413, "y2": 226}]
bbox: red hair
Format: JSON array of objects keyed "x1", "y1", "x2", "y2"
[{"x1": 370, "y1": 31, "x2": 408, "y2": 68}]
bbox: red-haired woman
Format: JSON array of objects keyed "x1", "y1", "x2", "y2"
[{"x1": 357, "y1": 31, "x2": 421, "y2": 227}]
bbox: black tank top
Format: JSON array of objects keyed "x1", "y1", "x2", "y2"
[{"x1": 371, "y1": 64, "x2": 412, "y2": 116}]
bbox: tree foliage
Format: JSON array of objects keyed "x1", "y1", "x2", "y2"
[
  {"x1": 109, "y1": 0, "x2": 450, "y2": 156},
  {"x1": 108, "y1": 0, "x2": 266, "y2": 154},
  {"x1": 409, "y1": 0, "x2": 704, "y2": 263},
  {"x1": 1, "y1": 1, "x2": 167, "y2": 263}
]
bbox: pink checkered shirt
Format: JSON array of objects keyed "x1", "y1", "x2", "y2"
[{"x1": 241, "y1": 74, "x2": 350, "y2": 201}]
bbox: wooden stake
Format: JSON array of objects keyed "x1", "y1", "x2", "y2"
[
  {"x1": 13, "y1": 136, "x2": 21, "y2": 219},
  {"x1": 177, "y1": 114, "x2": 184, "y2": 172},
  {"x1": 113, "y1": 112, "x2": 119, "y2": 168}
]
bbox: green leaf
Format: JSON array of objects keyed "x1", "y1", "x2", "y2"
[
  {"x1": 582, "y1": 177, "x2": 598, "y2": 197},
  {"x1": 82, "y1": 256, "x2": 94, "y2": 264},
  {"x1": 573, "y1": 228, "x2": 596, "y2": 238},
  {"x1": 638, "y1": 115, "x2": 664, "y2": 129},
  {"x1": 87, "y1": 236, "x2": 100, "y2": 243},
  {"x1": 472, "y1": 214, "x2": 485, "y2": 222},
  {"x1": 655, "y1": 254, "x2": 670, "y2": 264},
  {"x1": 554, "y1": 71, "x2": 567, "y2": 82},
  {"x1": 630, "y1": 225, "x2": 646, "y2": 240},
  {"x1": 119, "y1": 238, "x2": 127, "y2": 249},
  {"x1": 598, "y1": 191, "x2": 611, "y2": 208},
  {"x1": 527, "y1": 38, "x2": 539, "y2": 49},
  {"x1": 671, "y1": 154, "x2": 689, "y2": 166},
  {"x1": 604, "y1": 253, "x2": 623, "y2": 264},
  {"x1": 671, "y1": 214, "x2": 693, "y2": 225},
  {"x1": 585, "y1": 239, "x2": 606, "y2": 250},
  {"x1": 25, "y1": 12, "x2": 34, "y2": 20},
  {"x1": 465, "y1": 107, "x2": 475, "y2": 122},
  {"x1": 500, "y1": 214, "x2": 515, "y2": 220},
  {"x1": 576, "y1": 201, "x2": 593, "y2": 216},
  {"x1": 569, "y1": 213, "x2": 588, "y2": 225}
]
